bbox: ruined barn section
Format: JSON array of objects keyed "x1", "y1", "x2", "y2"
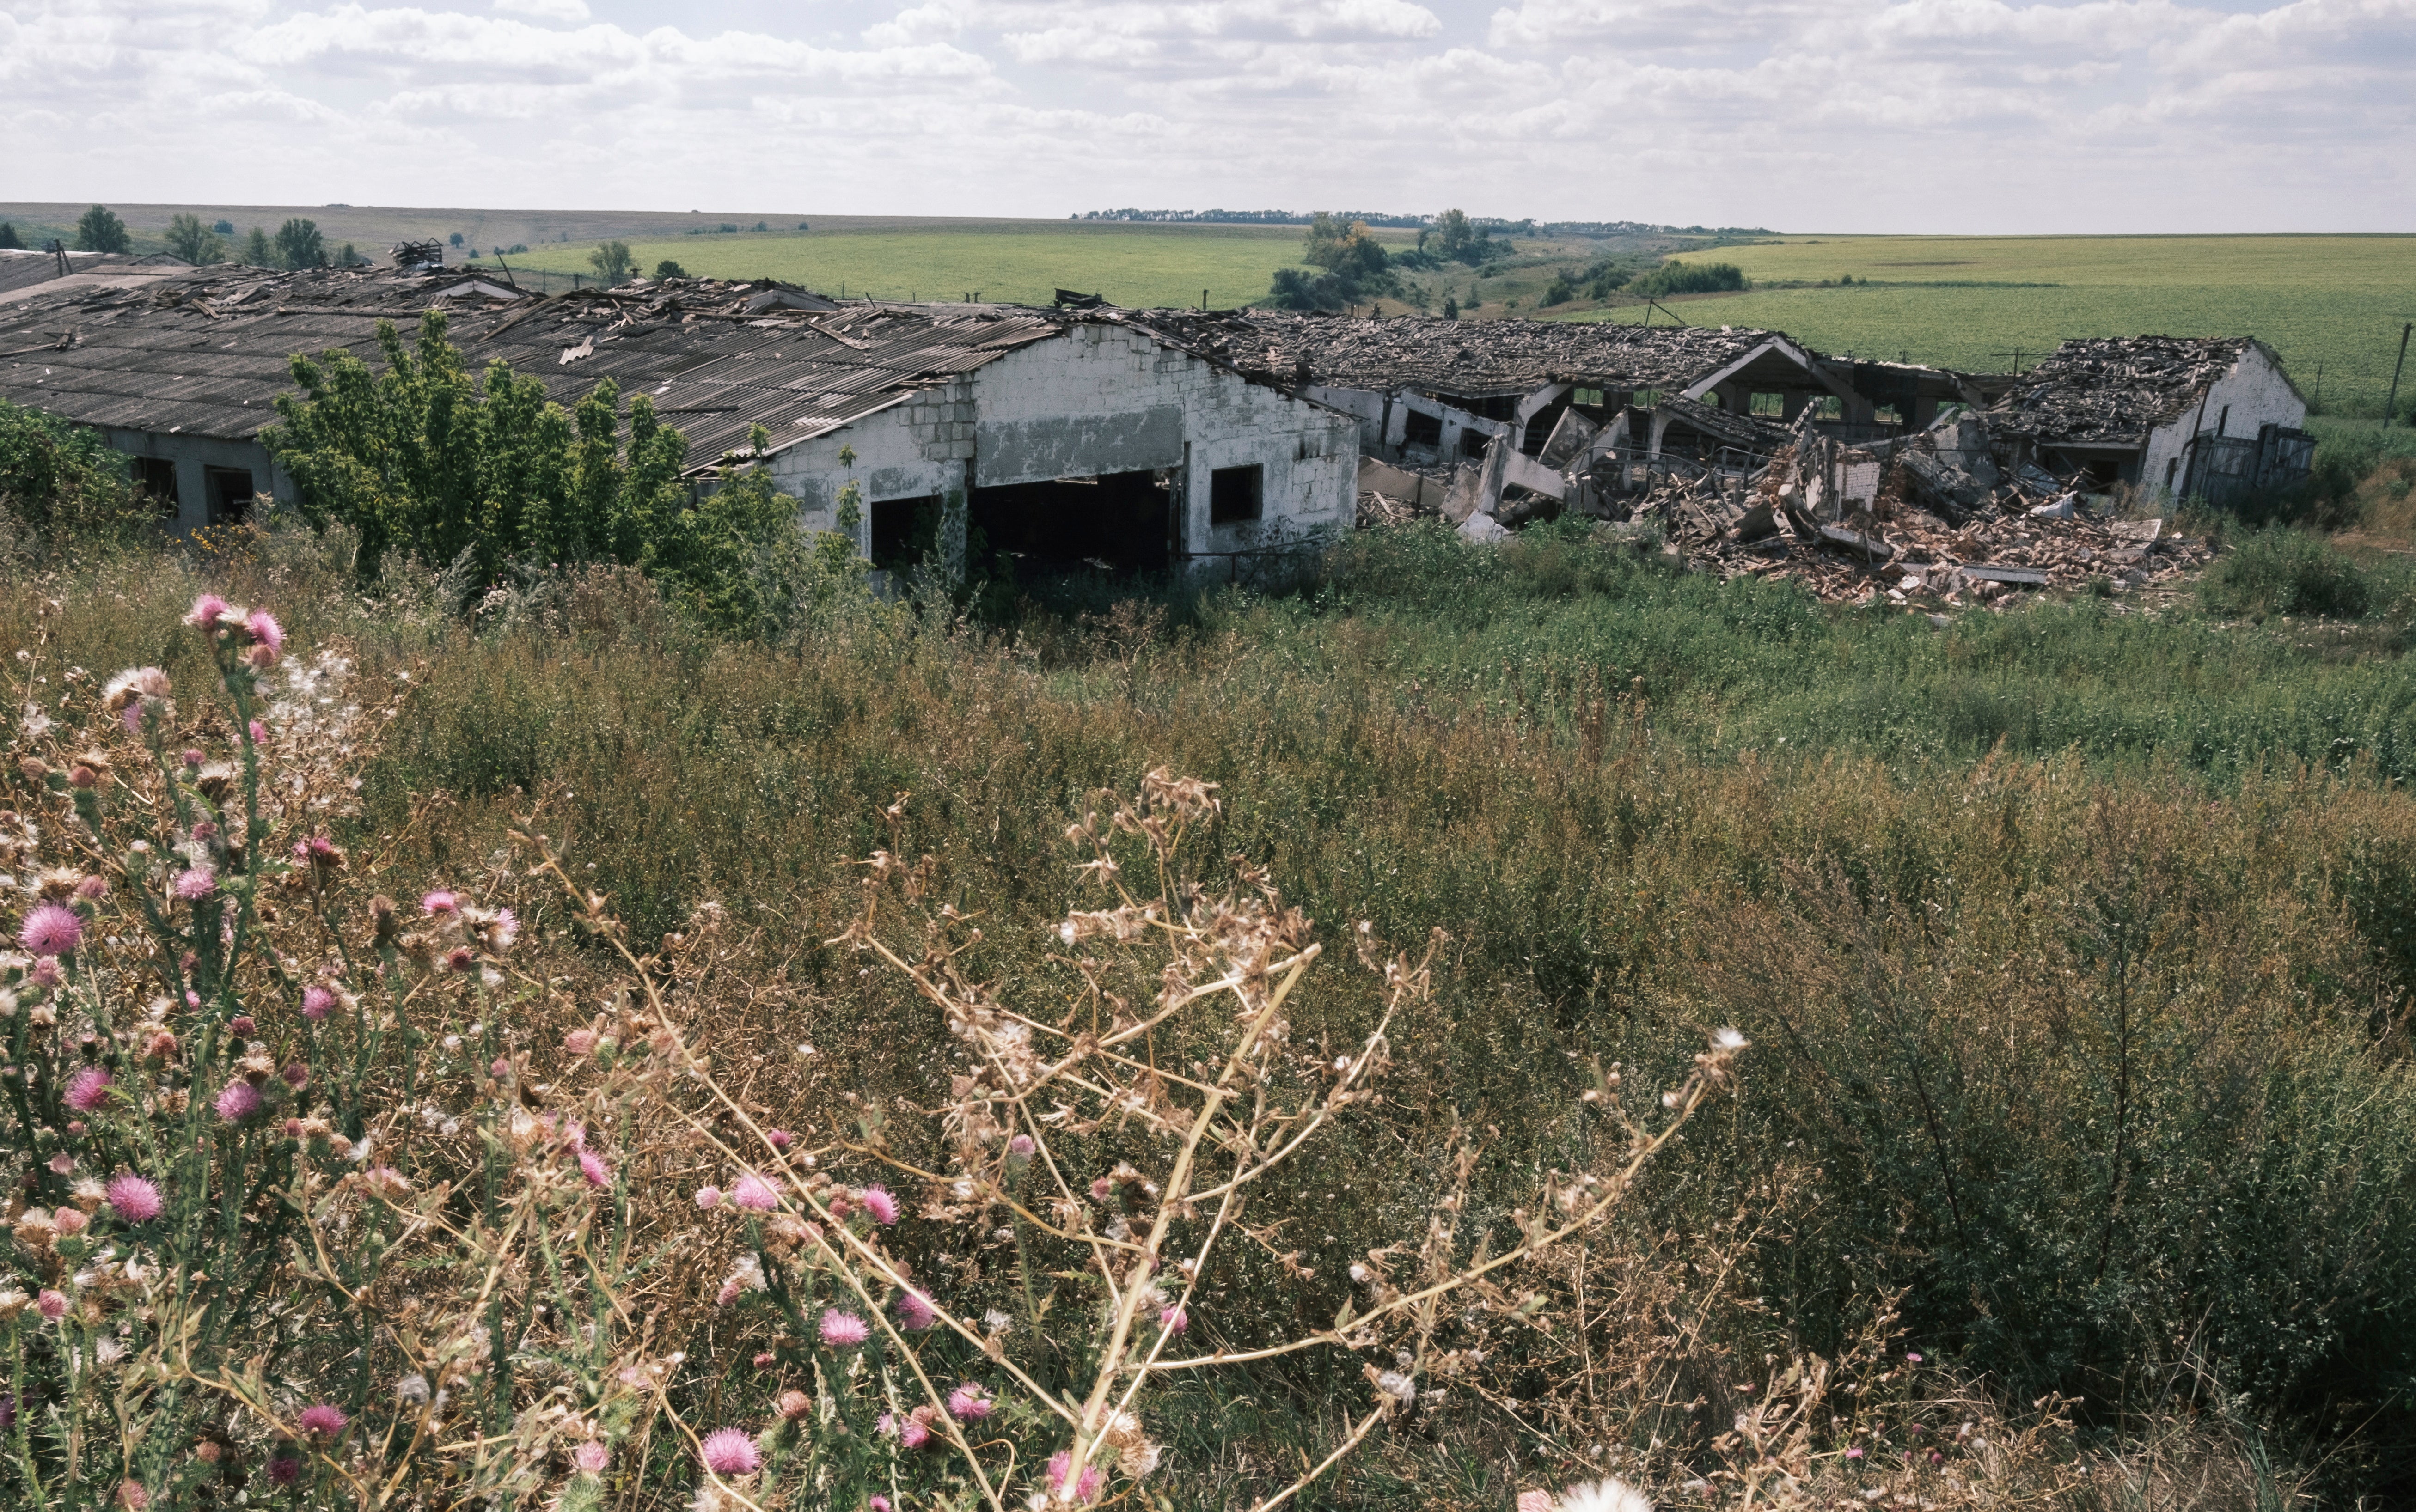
[
  {"x1": 0, "y1": 264, "x2": 1358, "y2": 579},
  {"x1": 1142, "y1": 311, "x2": 2003, "y2": 524},
  {"x1": 1984, "y1": 336, "x2": 2312, "y2": 503}
]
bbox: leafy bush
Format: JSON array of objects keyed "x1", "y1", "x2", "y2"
[
  {"x1": 2200, "y1": 529, "x2": 2373, "y2": 618},
  {"x1": 263, "y1": 311, "x2": 811, "y2": 631},
  {"x1": 1628, "y1": 260, "x2": 1748, "y2": 298},
  {"x1": 0, "y1": 396, "x2": 150, "y2": 546},
  {"x1": 1541, "y1": 273, "x2": 1578, "y2": 307}
]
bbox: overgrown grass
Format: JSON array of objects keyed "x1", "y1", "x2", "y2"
[{"x1": 10, "y1": 518, "x2": 2416, "y2": 1503}]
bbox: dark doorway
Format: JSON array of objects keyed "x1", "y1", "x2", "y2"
[
  {"x1": 869, "y1": 494, "x2": 940, "y2": 574},
  {"x1": 969, "y1": 470, "x2": 1171, "y2": 574},
  {"x1": 132, "y1": 457, "x2": 178, "y2": 518},
  {"x1": 203, "y1": 466, "x2": 254, "y2": 526}
]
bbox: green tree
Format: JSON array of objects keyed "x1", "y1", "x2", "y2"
[
  {"x1": 1442, "y1": 293, "x2": 1459, "y2": 320},
  {"x1": 263, "y1": 312, "x2": 805, "y2": 629},
  {"x1": 165, "y1": 213, "x2": 226, "y2": 265},
  {"x1": 240, "y1": 226, "x2": 273, "y2": 265},
  {"x1": 211, "y1": 219, "x2": 234, "y2": 235},
  {"x1": 589, "y1": 240, "x2": 634, "y2": 283},
  {"x1": 0, "y1": 223, "x2": 19, "y2": 250},
  {"x1": 274, "y1": 218, "x2": 326, "y2": 270},
  {"x1": 74, "y1": 205, "x2": 130, "y2": 254},
  {"x1": 654, "y1": 259, "x2": 689, "y2": 279},
  {"x1": 1303, "y1": 212, "x2": 1387, "y2": 282},
  {"x1": 1435, "y1": 209, "x2": 1474, "y2": 259}
]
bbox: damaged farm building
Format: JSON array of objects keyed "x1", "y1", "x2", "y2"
[
  {"x1": 0, "y1": 258, "x2": 1358, "y2": 583},
  {"x1": 0, "y1": 250, "x2": 2316, "y2": 609}
]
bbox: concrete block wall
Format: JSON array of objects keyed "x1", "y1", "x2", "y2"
[
  {"x1": 2140, "y1": 345, "x2": 2307, "y2": 500},
  {"x1": 102, "y1": 429, "x2": 293, "y2": 536}
]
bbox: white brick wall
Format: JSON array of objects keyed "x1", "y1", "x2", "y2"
[
  {"x1": 2140, "y1": 343, "x2": 2306, "y2": 500},
  {"x1": 764, "y1": 320, "x2": 1359, "y2": 570}
]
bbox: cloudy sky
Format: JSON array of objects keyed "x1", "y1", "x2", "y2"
[{"x1": 3, "y1": 0, "x2": 2410, "y2": 231}]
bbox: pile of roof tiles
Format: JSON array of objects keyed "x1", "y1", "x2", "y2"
[
  {"x1": 1641, "y1": 412, "x2": 2213, "y2": 609},
  {"x1": 1984, "y1": 335, "x2": 2254, "y2": 445}
]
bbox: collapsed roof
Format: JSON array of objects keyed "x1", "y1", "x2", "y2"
[
  {"x1": 1984, "y1": 336, "x2": 2276, "y2": 446},
  {"x1": 0, "y1": 264, "x2": 1181, "y2": 470},
  {"x1": 1135, "y1": 310, "x2": 1782, "y2": 396}
]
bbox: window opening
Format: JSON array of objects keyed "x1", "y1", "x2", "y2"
[
  {"x1": 202, "y1": 466, "x2": 253, "y2": 526},
  {"x1": 132, "y1": 457, "x2": 179, "y2": 517},
  {"x1": 1209, "y1": 464, "x2": 1263, "y2": 525}
]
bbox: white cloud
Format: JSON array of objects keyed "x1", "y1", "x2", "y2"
[{"x1": 0, "y1": 0, "x2": 2404, "y2": 229}]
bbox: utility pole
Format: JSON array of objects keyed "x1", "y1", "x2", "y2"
[{"x1": 2387, "y1": 322, "x2": 2412, "y2": 427}]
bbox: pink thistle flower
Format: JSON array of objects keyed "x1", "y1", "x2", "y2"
[
  {"x1": 894, "y1": 1288, "x2": 937, "y2": 1331},
  {"x1": 693, "y1": 1186, "x2": 723, "y2": 1210},
  {"x1": 1519, "y1": 1494, "x2": 1555, "y2": 1512},
  {"x1": 870, "y1": 1497, "x2": 892, "y2": 1512},
  {"x1": 716, "y1": 1279, "x2": 744, "y2": 1306},
  {"x1": 265, "y1": 1457, "x2": 300, "y2": 1486},
  {"x1": 47, "y1": 1153, "x2": 72, "y2": 1175},
  {"x1": 731, "y1": 1172, "x2": 780, "y2": 1212},
  {"x1": 578, "y1": 1150, "x2": 612, "y2": 1188},
  {"x1": 54, "y1": 1209, "x2": 86, "y2": 1236},
  {"x1": 243, "y1": 610, "x2": 283, "y2": 662},
  {"x1": 229, "y1": 1015, "x2": 254, "y2": 1037},
  {"x1": 20, "y1": 903, "x2": 82, "y2": 957},
  {"x1": 301, "y1": 987, "x2": 335, "y2": 1021},
  {"x1": 1046, "y1": 1450, "x2": 1107, "y2": 1505},
  {"x1": 1089, "y1": 1176, "x2": 1113, "y2": 1202},
  {"x1": 444, "y1": 946, "x2": 477, "y2": 974},
  {"x1": 105, "y1": 1174, "x2": 163, "y2": 1222},
  {"x1": 766, "y1": 1128, "x2": 791, "y2": 1151},
  {"x1": 297, "y1": 1403, "x2": 347, "y2": 1439},
  {"x1": 572, "y1": 1441, "x2": 610, "y2": 1474},
  {"x1": 66, "y1": 1066, "x2": 111, "y2": 1112},
  {"x1": 1158, "y1": 1304, "x2": 1187, "y2": 1335},
  {"x1": 563, "y1": 1029, "x2": 598, "y2": 1056},
  {"x1": 213, "y1": 1079, "x2": 261, "y2": 1122},
  {"x1": 185, "y1": 594, "x2": 230, "y2": 630},
  {"x1": 117, "y1": 1479, "x2": 148, "y2": 1511},
  {"x1": 282, "y1": 1062, "x2": 308, "y2": 1088},
  {"x1": 860, "y1": 1184, "x2": 900, "y2": 1225},
  {"x1": 1846, "y1": 1447, "x2": 1865, "y2": 1460},
  {"x1": 144, "y1": 1030, "x2": 178, "y2": 1061},
  {"x1": 173, "y1": 867, "x2": 216, "y2": 902},
  {"x1": 249, "y1": 719, "x2": 268, "y2": 745},
  {"x1": 752, "y1": 1351, "x2": 775, "y2": 1368},
  {"x1": 946, "y1": 1382, "x2": 992, "y2": 1421},
  {"x1": 73, "y1": 875, "x2": 107, "y2": 900},
  {"x1": 30, "y1": 957, "x2": 60, "y2": 988},
  {"x1": 1007, "y1": 1132, "x2": 1036, "y2": 1161},
  {"x1": 421, "y1": 890, "x2": 458, "y2": 916},
  {"x1": 486, "y1": 908, "x2": 517, "y2": 951},
  {"x1": 898, "y1": 1409, "x2": 934, "y2": 1449},
  {"x1": 1906, "y1": 1352, "x2": 1924, "y2": 1364},
  {"x1": 36, "y1": 1290, "x2": 67, "y2": 1321},
  {"x1": 819, "y1": 1309, "x2": 870, "y2": 1348},
  {"x1": 697, "y1": 1427, "x2": 761, "y2": 1476}
]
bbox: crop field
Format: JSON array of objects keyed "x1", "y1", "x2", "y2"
[
  {"x1": 1566, "y1": 234, "x2": 2416, "y2": 416},
  {"x1": 475, "y1": 219, "x2": 1409, "y2": 312}
]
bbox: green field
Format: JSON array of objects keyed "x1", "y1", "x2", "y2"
[
  {"x1": 1566, "y1": 234, "x2": 2416, "y2": 417},
  {"x1": 476, "y1": 219, "x2": 1413, "y2": 313}
]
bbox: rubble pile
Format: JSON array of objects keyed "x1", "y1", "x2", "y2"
[
  {"x1": 1633, "y1": 411, "x2": 2212, "y2": 608},
  {"x1": 1985, "y1": 335, "x2": 2254, "y2": 444}
]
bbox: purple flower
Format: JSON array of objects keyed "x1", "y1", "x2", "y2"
[
  {"x1": 1158, "y1": 1303, "x2": 1187, "y2": 1335},
  {"x1": 173, "y1": 867, "x2": 216, "y2": 902},
  {"x1": 185, "y1": 593, "x2": 230, "y2": 630},
  {"x1": 244, "y1": 610, "x2": 284, "y2": 663},
  {"x1": 214, "y1": 1080, "x2": 262, "y2": 1123},
  {"x1": 301, "y1": 985, "x2": 336, "y2": 1021},
  {"x1": 1047, "y1": 1450, "x2": 1107, "y2": 1505},
  {"x1": 946, "y1": 1382, "x2": 993, "y2": 1421},
  {"x1": 697, "y1": 1427, "x2": 761, "y2": 1476},
  {"x1": 894, "y1": 1288, "x2": 937, "y2": 1331},
  {"x1": 731, "y1": 1172, "x2": 780, "y2": 1212},
  {"x1": 265, "y1": 1457, "x2": 300, "y2": 1486},
  {"x1": 66, "y1": 1066, "x2": 111, "y2": 1112},
  {"x1": 572, "y1": 1440, "x2": 610, "y2": 1474},
  {"x1": 297, "y1": 1402, "x2": 347, "y2": 1439},
  {"x1": 421, "y1": 890, "x2": 457, "y2": 916},
  {"x1": 578, "y1": 1150, "x2": 613, "y2": 1188},
  {"x1": 819, "y1": 1308, "x2": 870, "y2": 1348},
  {"x1": 870, "y1": 1497, "x2": 892, "y2": 1512},
  {"x1": 20, "y1": 903, "x2": 81, "y2": 957},
  {"x1": 105, "y1": 1174, "x2": 163, "y2": 1222},
  {"x1": 36, "y1": 1290, "x2": 67, "y2": 1321},
  {"x1": 860, "y1": 1184, "x2": 900, "y2": 1225},
  {"x1": 693, "y1": 1186, "x2": 723, "y2": 1210}
]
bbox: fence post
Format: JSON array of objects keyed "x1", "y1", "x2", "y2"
[{"x1": 2386, "y1": 323, "x2": 2411, "y2": 427}]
